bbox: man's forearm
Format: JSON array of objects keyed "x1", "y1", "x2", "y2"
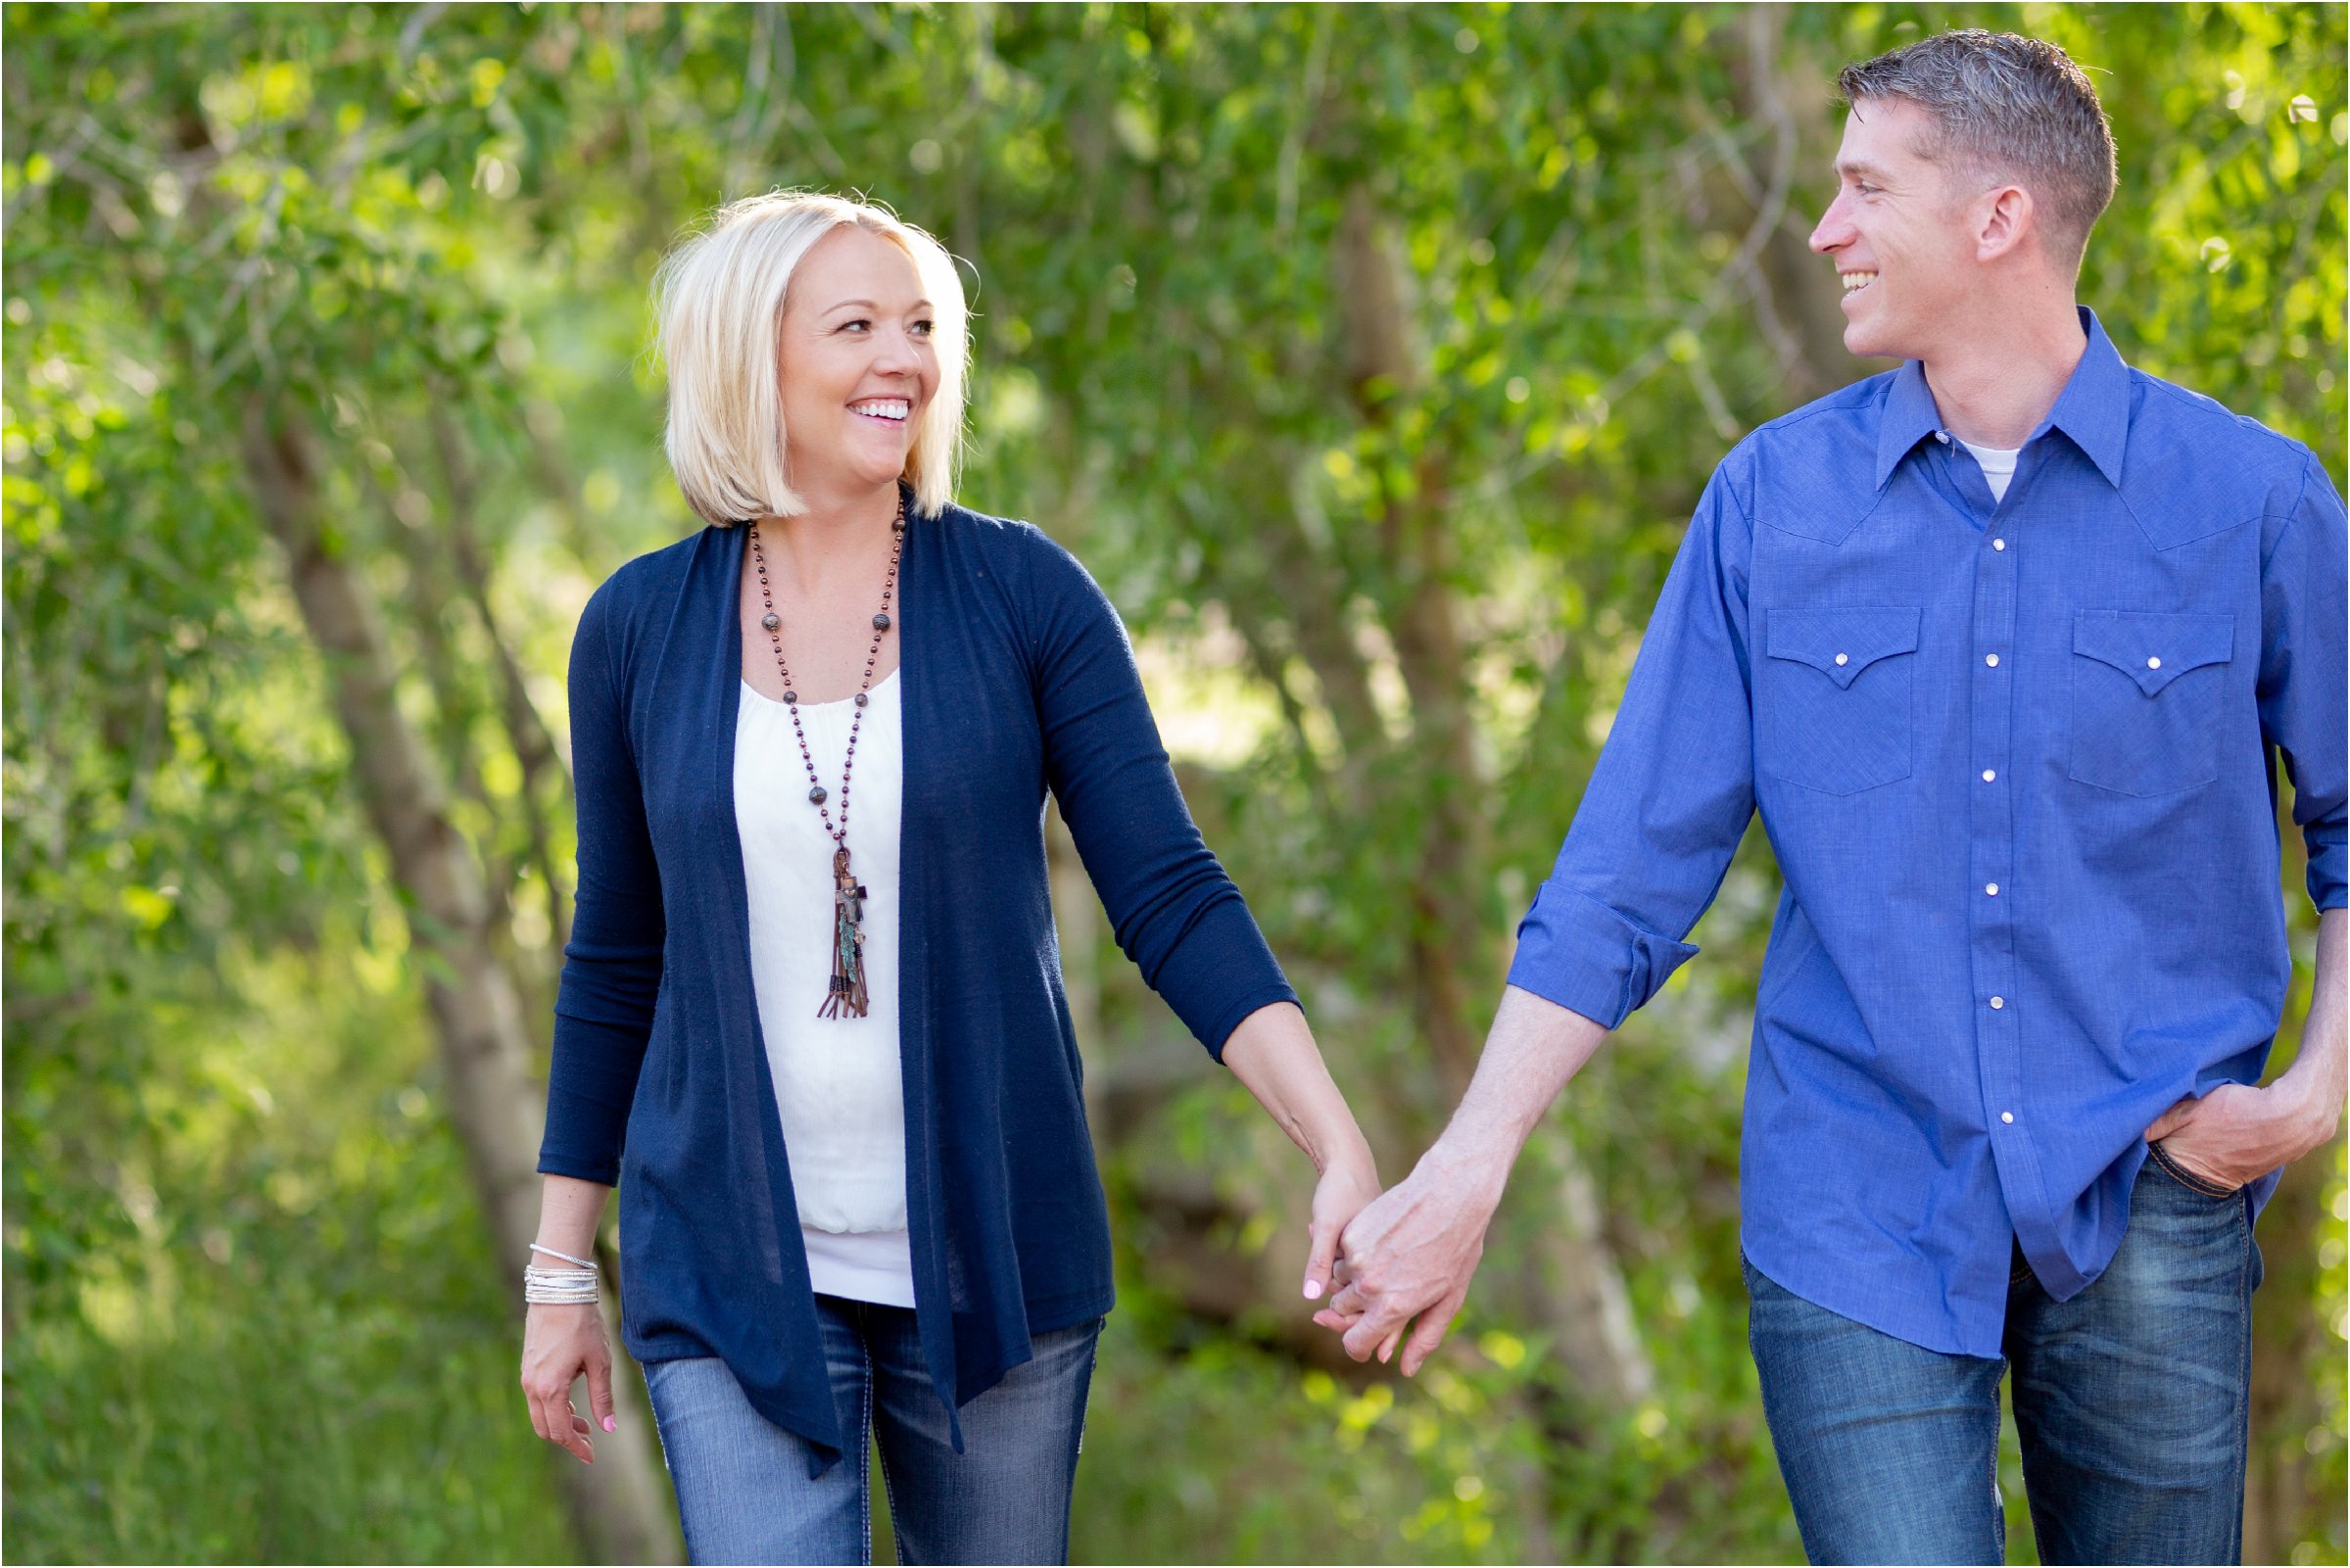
[
  {"x1": 2278, "y1": 906, "x2": 2346, "y2": 1135},
  {"x1": 1428, "y1": 984, "x2": 1612, "y2": 1202}
]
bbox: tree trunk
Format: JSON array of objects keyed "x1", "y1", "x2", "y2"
[
  {"x1": 2242, "y1": 883, "x2": 2337, "y2": 1568},
  {"x1": 1731, "y1": 6, "x2": 1894, "y2": 399},
  {"x1": 2242, "y1": 1129, "x2": 2336, "y2": 1565},
  {"x1": 431, "y1": 405, "x2": 576, "y2": 960},
  {"x1": 1333, "y1": 182, "x2": 1655, "y2": 1413},
  {"x1": 1048, "y1": 800, "x2": 1108, "y2": 1132},
  {"x1": 240, "y1": 400, "x2": 679, "y2": 1565}
]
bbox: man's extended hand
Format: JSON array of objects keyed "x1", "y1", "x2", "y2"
[{"x1": 1312, "y1": 1148, "x2": 1501, "y2": 1377}]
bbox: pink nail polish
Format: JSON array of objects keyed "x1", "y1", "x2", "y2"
[
  {"x1": 1303, "y1": 1280, "x2": 1322, "y2": 1301},
  {"x1": 602, "y1": 1415, "x2": 616, "y2": 1432}
]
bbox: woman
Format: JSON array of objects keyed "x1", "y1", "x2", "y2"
[{"x1": 517, "y1": 191, "x2": 1379, "y2": 1565}]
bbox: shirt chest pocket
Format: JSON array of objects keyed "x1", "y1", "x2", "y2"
[
  {"x1": 2069, "y1": 610, "x2": 2234, "y2": 796},
  {"x1": 1757, "y1": 606, "x2": 1921, "y2": 795}
]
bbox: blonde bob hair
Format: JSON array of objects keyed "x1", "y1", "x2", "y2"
[{"x1": 652, "y1": 191, "x2": 968, "y2": 524}]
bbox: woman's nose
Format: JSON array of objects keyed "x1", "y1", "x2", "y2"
[{"x1": 871, "y1": 326, "x2": 924, "y2": 372}]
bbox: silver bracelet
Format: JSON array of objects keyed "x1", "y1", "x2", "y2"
[
  {"x1": 529, "y1": 1242, "x2": 599, "y2": 1270},
  {"x1": 524, "y1": 1264, "x2": 600, "y2": 1306}
]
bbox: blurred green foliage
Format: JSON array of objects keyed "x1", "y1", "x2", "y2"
[{"x1": 4, "y1": 4, "x2": 2343, "y2": 1563}]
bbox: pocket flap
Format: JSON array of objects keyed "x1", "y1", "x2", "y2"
[
  {"x1": 1765, "y1": 606, "x2": 1922, "y2": 689},
  {"x1": 2073, "y1": 610, "x2": 2233, "y2": 696}
]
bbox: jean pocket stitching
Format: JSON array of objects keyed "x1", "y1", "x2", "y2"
[{"x1": 2149, "y1": 1139, "x2": 2240, "y2": 1199}]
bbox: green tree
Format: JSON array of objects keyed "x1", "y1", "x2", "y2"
[{"x1": 7, "y1": 5, "x2": 2341, "y2": 1562}]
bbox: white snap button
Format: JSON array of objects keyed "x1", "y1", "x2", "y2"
[
  {"x1": 1990, "y1": 996, "x2": 2005, "y2": 1010},
  {"x1": 2147, "y1": 656, "x2": 2161, "y2": 670},
  {"x1": 1835, "y1": 653, "x2": 1849, "y2": 667},
  {"x1": 1985, "y1": 653, "x2": 1999, "y2": 668},
  {"x1": 1986, "y1": 882, "x2": 2000, "y2": 896},
  {"x1": 2001, "y1": 1112, "x2": 2015, "y2": 1124},
  {"x1": 1992, "y1": 539, "x2": 2006, "y2": 551},
  {"x1": 1983, "y1": 769, "x2": 1996, "y2": 783}
]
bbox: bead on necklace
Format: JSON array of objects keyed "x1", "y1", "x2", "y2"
[{"x1": 748, "y1": 495, "x2": 905, "y2": 1018}]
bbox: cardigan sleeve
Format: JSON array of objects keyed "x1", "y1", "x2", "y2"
[
  {"x1": 539, "y1": 577, "x2": 666, "y2": 1184},
  {"x1": 1021, "y1": 531, "x2": 1298, "y2": 1061}
]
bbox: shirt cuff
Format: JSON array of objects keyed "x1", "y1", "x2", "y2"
[
  {"x1": 537, "y1": 1079, "x2": 629, "y2": 1187},
  {"x1": 2306, "y1": 822, "x2": 2345, "y2": 912},
  {"x1": 1505, "y1": 882, "x2": 1700, "y2": 1030},
  {"x1": 1146, "y1": 894, "x2": 1298, "y2": 1062}
]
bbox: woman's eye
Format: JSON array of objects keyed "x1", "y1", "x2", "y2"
[
  {"x1": 839, "y1": 318, "x2": 871, "y2": 334},
  {"x1": 910, "y1": 319, "x2": 935, "y2": 338}
]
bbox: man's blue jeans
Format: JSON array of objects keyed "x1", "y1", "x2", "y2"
[
  {"x1": 643, "y1": 1297, "x2": 1102, "y2": 1565},
  {"x1": 1747, "y1": 1153, "x2": 2262, "y2": 1565}
]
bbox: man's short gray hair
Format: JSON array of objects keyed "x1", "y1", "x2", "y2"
[{"x1": 1839, "y1": 29, "x2": 2117, "y2": 266}]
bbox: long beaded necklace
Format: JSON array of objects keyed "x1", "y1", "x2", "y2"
[{"x1": 747, "y1": 495, "x2": 904, "y2": 1019}]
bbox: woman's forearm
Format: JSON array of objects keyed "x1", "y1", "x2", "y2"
[
  {"x1": 1222, "y1": 1001, "x2": 1376, "y2": 1177},
  {"x1": 535, "y1": 1174, "x2": 614, "y2": 1261}
]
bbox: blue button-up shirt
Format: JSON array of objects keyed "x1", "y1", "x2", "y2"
[{"x1": 1508, "y1": 309, "x2": 2347, "y2": 1356}]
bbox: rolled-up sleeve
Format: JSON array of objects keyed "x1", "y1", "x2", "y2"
[
  {"x1": 1024, "y1": 535, "x2": 1296, "y2": 1061},
  {"x1": 2260, "y1": 455, "x2": 2349, "y2": 913},
  {"x1": 1508, "y1": 465, "x2": 1757, "y2": 1028},
  {"x1": 540, "y1": 582, "x2": 666, "y2": 1184}
]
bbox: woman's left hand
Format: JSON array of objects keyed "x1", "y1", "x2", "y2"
[{"x1": 1303, "y1": 1155, "x2": 1383, "y2": 1305}]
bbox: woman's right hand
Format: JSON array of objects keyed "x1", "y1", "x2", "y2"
[{"x1": 520, "y1": 1301, "x2": 618, "y2": 1464}]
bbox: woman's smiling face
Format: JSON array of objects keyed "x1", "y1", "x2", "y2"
[{"x1": 776, "y1": 223, "x2": 939, "y2": 506}]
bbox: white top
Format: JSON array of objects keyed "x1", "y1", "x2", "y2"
[
  {"x1": 1959, "y1": 439, "x2": 2021, "y2": 504},
  {"x1": 734, "y1": 669, "x2": 914, "y2": 1307}
]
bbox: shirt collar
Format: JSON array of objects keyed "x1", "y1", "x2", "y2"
[
  {"x1": 2038, "y1": 307, "x2": 2130, "y2": 490},
  {"x1": 1872, "y1": 306, "x2": 2132, "y2": 492},
  {"x1": 1874, "y1": 358, "x2": 1945, "y2": 490}
]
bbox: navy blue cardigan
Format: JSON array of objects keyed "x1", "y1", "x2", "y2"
[{"x1": 539, "y1": 498, "x2": 1296, "y2": 1463}]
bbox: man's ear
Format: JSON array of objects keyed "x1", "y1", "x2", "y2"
[{"x1": 1976, "y1": 184, "x2": 2035, "y2": 263}]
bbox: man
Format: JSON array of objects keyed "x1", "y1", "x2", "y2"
[{"x1": 1317, "y1": 30, "x2": 2346, "y2": 1565}]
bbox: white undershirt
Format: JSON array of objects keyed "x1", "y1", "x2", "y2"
[
  {"x1": 1959, "y1": 439, "x2": 2021, "y2": 504},
  {"x1": 734, "y1": 669, "x2": 914, "y2": 1307}
]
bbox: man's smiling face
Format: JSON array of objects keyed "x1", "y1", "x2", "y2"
[{"x1": 1808, "y1": 97, "x2": 1982, "y2": 362}]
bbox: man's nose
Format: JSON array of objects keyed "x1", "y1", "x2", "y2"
[{"x1": 1809, "y1": 194, "x2": 1852, "y2": 255}]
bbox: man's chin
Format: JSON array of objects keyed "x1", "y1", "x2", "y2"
[{"x1": 1842, "y1": 323, "x2": 1907, "y2": 363}]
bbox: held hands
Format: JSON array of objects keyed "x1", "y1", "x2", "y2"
[
  {"x1": 1310, "y1": 1148, "x2": 1501, "y2": 1377},
  {"x1": 520, "y1": 1302, "x2": 619, "y2": 1464}
]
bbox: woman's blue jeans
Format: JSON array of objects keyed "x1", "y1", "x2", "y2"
[
  {"x1": 1747, "y1": 1151, "x2": 2262, "y2": 1565},
  {"x1": 643, "y1": 1297, "x2": 1102, "y2": 1565}
]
